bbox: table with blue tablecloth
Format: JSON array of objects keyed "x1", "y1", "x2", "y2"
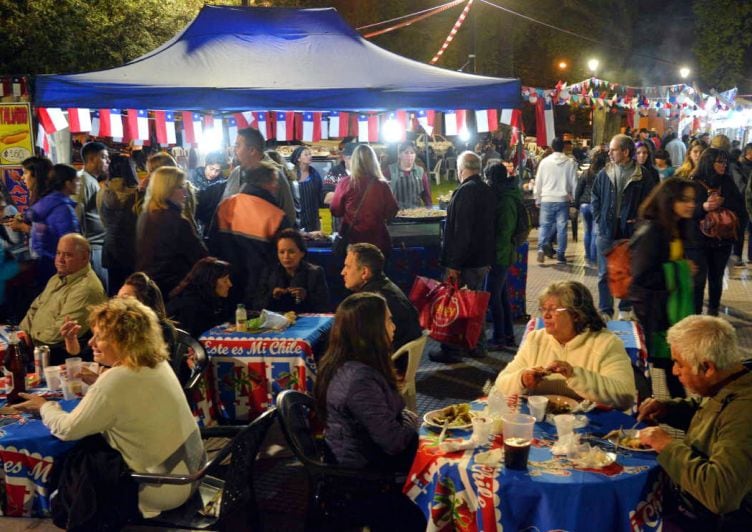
[
  {"x1": 0, "y1": 398, "x2": 78, "y2": 517},
  {"x1": 405, "y1": 401, "x2": 664, "y2": 531},
  {"x1": 199, "y1": 314, "x2": 333, "y2": 422}
]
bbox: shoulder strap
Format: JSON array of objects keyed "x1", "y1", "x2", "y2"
[{"x1": 350, "y1": 179, "x2": 375, "y2": 226}]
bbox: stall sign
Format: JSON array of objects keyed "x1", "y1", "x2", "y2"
[{"x1": 0, "y1": 103, "x2": 33, "y2": 167}]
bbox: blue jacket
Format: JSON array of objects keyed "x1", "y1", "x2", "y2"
[
  {"x1": 25, "y1": 191, "x2": 80, "y2": 261},
  {"x1": 324, "y1": 361, "x2": 416, "y2": 468},
  {"x1": 591, "y1": 162, "x2": 656, "y2": 241}
]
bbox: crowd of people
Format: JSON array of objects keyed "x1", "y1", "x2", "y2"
[{"x1": 1, "y1": 122, "x2": 751, "y2": 530}]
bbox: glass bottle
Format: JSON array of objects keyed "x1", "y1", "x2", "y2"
[
  {"x1": 5, "y1": 330, "x2": 26, "y2": 404},
  {"x1": 235, "y1": 303, "x2": 248, "y2": 332}
]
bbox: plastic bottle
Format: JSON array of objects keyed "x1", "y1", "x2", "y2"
[
  {"x1": 236, "y1": 303, "x2": 248, "y2": 332},
  {"x1": 5, "y1": 331, "x2": 26, "y2": 404}
]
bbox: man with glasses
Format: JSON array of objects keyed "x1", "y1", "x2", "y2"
[{"x1": 591, "y1": 134, "x2": 657, "y2": 319}]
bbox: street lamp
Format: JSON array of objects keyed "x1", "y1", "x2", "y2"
[
  {"x1": 587, "y1": 58, "x2": 599, "y2": 75},
  {"x1": 558, "y1": 61, "x2": 568, "y2": 70},
  {"x1": 679, "y1": 66, "x2": 691, "y2": 79}
]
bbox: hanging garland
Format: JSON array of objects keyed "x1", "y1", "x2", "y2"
[{"x1": 430, "y1": 0, "x2": 474, "y2": 65}]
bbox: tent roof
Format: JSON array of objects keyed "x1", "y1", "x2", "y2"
[{"x1": 35, "y1": 5, "x2": 520, "y2": 112}]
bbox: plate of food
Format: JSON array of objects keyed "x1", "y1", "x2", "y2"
[
  {"x1": 423, "y1": 403, "x2": 476, "y2": 430},
  {"x1": 394, "y1": 208, "x2": 447, "y2": 222},
  {"x1": 572, "y1": 448, "x2": 617, "y2": 469},
  {"x1": 603, "y1": 429, "x2": 654, "y2": 452},
  {"x1": 542, "y1": 395, "x2": 579, "y2": 415}
]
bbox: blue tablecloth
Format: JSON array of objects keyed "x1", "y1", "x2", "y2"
[
  {"x1": 406, "y1": 403, "x2": 664, "y2": 531},
  {"x1": 0, "y1": 398, "x2": 78, "y2": 517},
  {"x1": 199, "y1": 314, "x2": 333, "y2": 421}
]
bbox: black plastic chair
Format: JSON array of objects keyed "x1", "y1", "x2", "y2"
[
  {"x1": 173, "y1": 328, "x2": 208, "y2": 391},
  {"x1": 275, "y1": 390, "x2": 402, "y2": 531},
  {"x1": 128, "y1": 407, "x2": 277, "y2": 531}
]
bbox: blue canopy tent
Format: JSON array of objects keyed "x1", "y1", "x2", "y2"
[{"x1": 34, "y1": 5, "x2": 520, "y2": 112}]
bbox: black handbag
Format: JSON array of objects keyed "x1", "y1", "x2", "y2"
[{"x1": 333, "y1": 180, "x2": 374, "y2": 258}]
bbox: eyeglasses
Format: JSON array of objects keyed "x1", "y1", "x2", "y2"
[{"x1": 537, "y1": 307, "x2": 568, "y2": 316}]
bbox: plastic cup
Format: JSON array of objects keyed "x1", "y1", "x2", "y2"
[
  {"x1": 501, "y1": 413, "x2": 535, "y2": 470},
  {"x1": 44, "y1": 366, "x2": 62, "y2": 391},
  {"x1": 471, "y1": 416, "x2": 495, "y2": 445},
  {"x1": 486, "y1": 389, "x2": 509, "y2": 418},
  {"x1": 65, "y1": 357, "x2": 82, "y2": 380},
  {"x1": 554, "y1": 414, "x2": 576, "y2": 438},
  {"x1": 528, "y1": 396, "x2": 549, "y2": 422},
  {"x1": 60, "y1": 376, "x2": 76, "y2": 400}
]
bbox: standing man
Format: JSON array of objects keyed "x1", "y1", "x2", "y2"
[
  {"x1": 592, "y1": 134, "x2": 656, "y2": 319},
  {"x1": 222, "y1": 127, "x2": 296, "y2": 227},
  {"x1": 430, "y1": 151, "x2": 495, "y2": 362},
  {"x1": 637, "y1": 315, "x2": 752, "y2": 530},
  {"x1": 76, "y1": 142, "x2": 109, "y2": 293},
  {"x1": 663, "y1": 129, "x2": 686, "y2": 170},
  {"x1": 534, "y1": 137, "x2": 578, "y2": 264}
]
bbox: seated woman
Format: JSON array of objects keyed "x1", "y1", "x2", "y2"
[
  {"x1": 313, "y1": 292, "x2": 425, "y2": 530},
  {"x1": 494, "y1": 281, "x2": 636, "y2": 410},
  {"x1": 167, "y1": 257, "x2": 233, "y2": 338},
  {"x1": 16, "y1": 297, "x2": 205, "y2": 523},
  {"x1": 251, "y1": 228, "x2": 329, "y2": 313}
]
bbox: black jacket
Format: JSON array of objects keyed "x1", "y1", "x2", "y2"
[
  {"x1": 136, "y1": 203, "x2": 208, "y2": 298},
  {"x1": 440, "y1": 175, "x2": 496, "y2": 269},
  {"x1": 251, "y1": 260, "x2": 330, "y2": 313},
  {"x1": 689, "y1": 171, "x2": 745, "y2": 249},
  {"x1": 167, "y1": 288, "x2": 231, "y2": 338},
  {"x1": 362, "y1": 273, "x2": 422, "y2": 352}
]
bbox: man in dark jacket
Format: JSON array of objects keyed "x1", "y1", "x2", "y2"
[
  {"x1": 592, "y1": 134, "x2": 656, "y2": 318},
  {"x1": 432, "y1": 151, "x2": 495, "y2": 362},
  {"x1": 341, "y1": 242, "x2": 421, "y2": 352}
]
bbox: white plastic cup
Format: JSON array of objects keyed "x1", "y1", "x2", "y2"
[
  {"x1": 554, "y1": 414, "x2": 576, "y2": 438},
  {"x1": 44, "y1": 366, "x2": 62, "y2": 391},
  {"x1": 60, "y1": 376, "x2": 76, "y2": 400},
  {"x1": 65, "y1": 357, "x2": 82, "y2": 380},
  {"x1": 528, "y1": 396, "x2": 549, "y2": 422},
  {"x1": 501, "y1": 413, "x2": 535, "y2": 470},
  {"x1": 471, "y1": 416, "x2": 495, "y2": 445},
  {"x1": 486, "y1": 389, "x2": 509, "y2": 418}
]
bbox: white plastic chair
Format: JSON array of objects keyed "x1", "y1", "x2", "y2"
[
  {"x1": 429, "y1": 159, "x2": 443, "y2": 185},
  {"x1": 391, "y1": 332, "x2": 429, "y2": 411}
]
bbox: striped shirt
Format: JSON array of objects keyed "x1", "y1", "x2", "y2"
[{"x1": 297, "y1": 166, "x2": 323, "y2": 231}]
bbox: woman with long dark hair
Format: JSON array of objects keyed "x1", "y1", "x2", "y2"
[
  {"x1": 166, "y1": 257, "x2": 232, "y2": 337},
  {"x1": 290, "y1": 146, "x2": 324, "y2": 232},
  {"x1": 686, "y1": 148, "x2": 745, "y2": 315},
  {"x1": 313, "y1": 292, "x2": 424, "y2": 531},
  {"x1": 630, "y1": 178, "x2": 697, "y2": 398}
]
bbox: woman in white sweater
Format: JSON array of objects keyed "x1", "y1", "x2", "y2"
[
  {"x1": 494, "y1": 281, "x2": 636, "y2": 410},
  {"x1": 17, "y1": 297, "x2": 205, "y2": 518}
]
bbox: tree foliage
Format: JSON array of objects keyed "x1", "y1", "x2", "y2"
[
  {"x1": 692, "y1": 0, "x2": 752, "y2": 91},
  {"x1": 0, "y1": 0, "x2": 204, "y2": 75}
]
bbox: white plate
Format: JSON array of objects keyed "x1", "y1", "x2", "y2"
[
  {"x1": 539, "y1": 394, "x2": 580, "y2": 415},
  {"x1": 423, "y1": 406, "x2": 476, "y2": 430},
  {"x1": 573, "y1": 451, "x2": 617, "y2": 469},
  {"x1": 611, "y1": 429, "x2": 655, "y2": 453}
]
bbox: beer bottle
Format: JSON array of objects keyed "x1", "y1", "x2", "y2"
[{"x1": 5, "y1": 330, "x2": 26, "y2": 404}]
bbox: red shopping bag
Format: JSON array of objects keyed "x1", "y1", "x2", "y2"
[{"x1": 409, "y1": 277, "x2": 490, "y2": 349}]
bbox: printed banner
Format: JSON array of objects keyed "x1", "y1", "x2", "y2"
[{"x1": 0, "y1": 103, "x2": 33, "y2": 167}]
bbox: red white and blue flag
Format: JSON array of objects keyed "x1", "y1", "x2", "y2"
[
  {"x1": 99, "y1": 109, "x2": 123, "y2": 138},
  {"x1": 328, "y1": 112, "x2": 349, "y2": 138},
  {"x1": 535, "y1": 97, "x2": 556, "y2": 147},
  {"x1": 475, "y1": 109, "x2": 499, "y2": 133},
  {"x1": 227, "y1": 116, "x2": 239, "y2": 146},
  {"x1": 154, "y1": 111, "x2": 176, "y2": 145},
  {"x1": 302, "y1": 112, "x2": 323, "y2": 142},
  {"x1": 276, "y1": 112, "x2": 294, "y2": 141},
  {"x1": 67, "y1": 108, "x2": 91, "y2": 133},
  {"x1": 415, "y1": 110, "x2": 435, "y2": 135},
  {"x1": 37, "y1": 107, "x2": 68, "y2": 134},
  {"x1": 182, "y1": 112, "x2": 203, "y2": 145},
  {"x1": 126, "y1": 109, "x2": 150, "y2": 141},
  {"x1": 255, "y1": 111, "x2": 271, "y2": 139}
]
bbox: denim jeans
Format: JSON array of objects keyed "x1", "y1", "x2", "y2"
[
  {"x1": 486, "y1": 264, "x2": 513, "y2": 342},
  {"x1": 596, "y1": 235, "x2": 631, "y2": 316},
  {"x1": 538, "y1": 202, "x2": 569, "y2": 259},
  {"x1": 90, "y1": 244, "x2": 109, "y2": 294},
  {"x1": 579, "y1": 203, "x2": 597, "y2": 263}
]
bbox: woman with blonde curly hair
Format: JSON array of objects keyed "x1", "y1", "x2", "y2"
[
  {"x1": 136, "y1": 166, "x2": 207, "y2": 297},
  {"x1": 330, "y1": 145, "x2": 398, "y2": 258},
  {"x1": 16, "y1": 297, "x2": 205, "y2": 521}
]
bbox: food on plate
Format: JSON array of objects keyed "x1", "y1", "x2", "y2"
[
  {"x1": 284, "y1": 311, "x2": 297, "y2": 324},
  {"x1": 573, "y1": 447, "x2": 616, "y2": 468},
  {"x1": 396, "y1": 208, "x2": 446, "y2": 218},
  {"x1": 546, "y1": 396, "x2": 574, "y2": 415},
  {"x1": 604, "y1": 429, "x2": 652, "y2": 450},
  {"x1": 429, "y1": 403, "x2": 475, "y2": 428}
]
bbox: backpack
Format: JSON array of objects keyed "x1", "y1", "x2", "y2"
[
  {"x1": 605, "y1": 239, "x2": 631, "y2": 299},
  {"x1": 511, "y1": 195, "x2": 531, "y2": 247}
]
